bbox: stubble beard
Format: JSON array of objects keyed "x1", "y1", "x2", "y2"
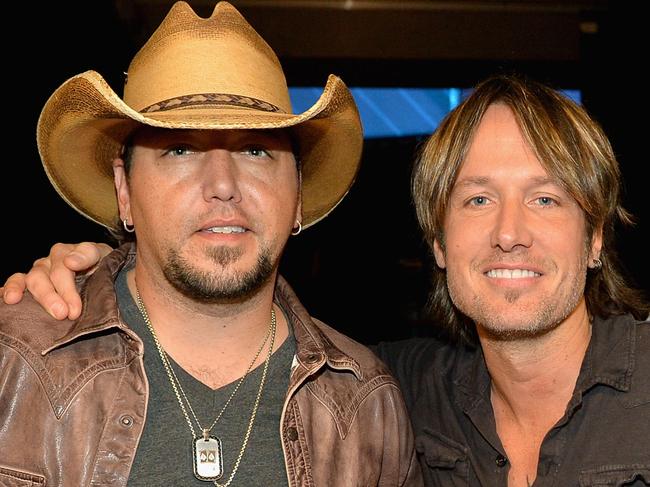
[
  {"x1": 447, "y1": 253, "x2": 588, "y2": 342},
  {"x1": 163, "y1": 245, "x2": 275, "y2": 304}
]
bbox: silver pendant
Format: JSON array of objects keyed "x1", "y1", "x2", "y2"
[{"x1": 193, "y1": 435, "x2": 223, "y2": 481}]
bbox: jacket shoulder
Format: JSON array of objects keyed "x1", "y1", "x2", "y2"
[
  {"x1": 0, "y1": 294, "x2": 72, "y2": 354},
  {"x1": 0, "y1": 297, "x2": 89, "y2": 412}
]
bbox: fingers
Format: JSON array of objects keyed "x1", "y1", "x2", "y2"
[
  {"x1": 45, "y1": 242, "x2": 107, "y2": 320},
  {"x1": 1, "y1": 242, "x2": 111, "y2": 321},
  {"x1": 1, "y1": 273, "x2": 28, "y2": 304},
  {"x1": 24, "y1": 255, "x2": 71, "y2": 320},
  {"x1": 63, "y1": 242, "x2": 112, "y2": 271}
]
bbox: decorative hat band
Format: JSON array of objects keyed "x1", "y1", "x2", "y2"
[{"x1": 140, "y1": 92, "x2": 284, "y2": 114}]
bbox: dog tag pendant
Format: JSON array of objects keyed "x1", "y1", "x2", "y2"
[{"x1": 193, "y1": 435, "x2": 223, "y2": 481}]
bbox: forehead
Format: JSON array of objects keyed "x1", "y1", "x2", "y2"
[{"x1": 456, "y1": 103, "x2": 549, "y2": 183}]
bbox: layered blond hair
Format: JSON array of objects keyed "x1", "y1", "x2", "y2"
[{"x1": 412, "y1": 75, "x2": 648, "y2": 343}]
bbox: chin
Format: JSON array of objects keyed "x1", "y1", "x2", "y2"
[
  {"x1": 478, "y1": 321, "x2": 556, "y2": 341},
  {"x1": 163, "y1": 245, "x2": 276, "y2": 303},
  {"x1": 475, "y1": 303, "x2": 568, "y2": 341}
]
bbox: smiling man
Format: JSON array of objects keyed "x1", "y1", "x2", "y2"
[
  {"x1": 438, "y1": 103, "x2": 596, "y2": 343},
  {"x1": 378, "y1": 76, "x2": 649, "y2": 486},
  {"x1": 0, "y1": 2, "x2": 420, "y2": 486}
]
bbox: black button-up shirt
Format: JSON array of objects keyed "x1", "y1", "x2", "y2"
[{"x1": 375, "y1": 314, "x2": 649, "y2": 486}]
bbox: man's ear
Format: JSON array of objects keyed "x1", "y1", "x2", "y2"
[
  {"x1": 588, "y1": 224, "x2": 604, "y2": 267},
  {"x1": 433, "y1": 238, "x2": 446, "y2": 269},
  {"x1": 113, "y1": 158, "x2": 132, "y2": 223}
]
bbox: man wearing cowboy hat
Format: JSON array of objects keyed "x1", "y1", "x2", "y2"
[{"x1": 0, "y1": 2, "x2": 421, "y2": 486}]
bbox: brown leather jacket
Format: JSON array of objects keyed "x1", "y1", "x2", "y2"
[{"x1": 0, "y1": 244, "x2": 422, "y2": 486}]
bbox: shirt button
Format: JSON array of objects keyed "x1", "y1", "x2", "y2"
[
  {"x1": 495, "y1": 454, "x2": 508, "y2": 467},
  {"x1": 119, "y1": 414, "x2": 134, "y2": 428},
  {"x1": 286, "y1": 427, "x2": 299, "y2": 441}
]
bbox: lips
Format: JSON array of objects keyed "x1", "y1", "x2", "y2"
[{"x1": 198, "y1": 217, "x2": 251, "y2": 235}]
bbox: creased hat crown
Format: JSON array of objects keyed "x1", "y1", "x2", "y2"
[{"x1": 124, "y1": 1, "x2": 292, "y2": 114}]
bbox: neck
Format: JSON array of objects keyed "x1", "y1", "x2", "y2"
[
  {"x1": 480, "y1": 298, "x2": 592, "y2": 423},
  {"x1": 128, "y1": 260, "x2": 289, "y2": 389},
  {"x1": 480, "y1": 300, "x2": 592, "y2": 487}
]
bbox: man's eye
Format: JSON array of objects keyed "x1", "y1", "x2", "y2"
[
  {"x1": 245, "y1": 146, "x2": 271, "y2": 158},
  {"x1": 164, "y1": 146, "x2": 192, "y2": 157},
  {"x1": 536, "y1": 196, "x2": 557, "y2": 206},
  {"x1": 469, "y1": 196, "x2": 490, "y2": 206}
]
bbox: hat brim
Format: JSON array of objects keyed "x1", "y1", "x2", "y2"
[{"x1": 37, "y1": 71, "x2": 363, "y2": 230}]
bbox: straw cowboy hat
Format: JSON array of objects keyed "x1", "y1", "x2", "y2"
[{"x1": 37, "y1": 1, "x2": 362, "y2": 230}]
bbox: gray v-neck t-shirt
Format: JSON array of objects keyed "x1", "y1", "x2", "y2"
[{"x1": 115, "y1": 267, "x2": 295, "y2": 486}]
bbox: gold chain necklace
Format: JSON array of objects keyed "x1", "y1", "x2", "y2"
[{"x1": 135, "y1": 289, "x2": 276, "y2": 486}]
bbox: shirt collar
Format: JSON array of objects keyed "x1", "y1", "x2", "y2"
[
  {"x1": 576, "y1": 313, "x2": 641, "y2": 393},
  {"x1": 42, "y1": 243, "x2": 136, "y2": 354},
  {"x1": 273, "y1": 275, "x2": 362, "y2": 380}
]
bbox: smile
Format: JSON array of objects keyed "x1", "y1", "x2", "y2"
[
  {"x1": 204, "y1": 226, "x2": 246, "y2": 234},
  {"x1": 485, "y1": 269, "x2": 541, "y2": 279}
]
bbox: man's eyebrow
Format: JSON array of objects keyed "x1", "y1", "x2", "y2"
[
  {"x1": 529, "y1": 176, "x2": 558, "y2": 186},
  {"x1": 453, "y1": 175, "x2": 559, "y2": 189},
  {"x1": 453, "y1": 176, "x2": 490, "y2": 188}
]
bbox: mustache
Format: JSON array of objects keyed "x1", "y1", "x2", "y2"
[
  {"x1": 192, "y1": 207, "x2": 254, "y2": 228},
  {"x1": 474, "y1": 249, "x2": 555, "y2": 272}
]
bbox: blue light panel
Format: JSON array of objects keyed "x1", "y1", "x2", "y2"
[{"x1": 290, "y1": 87, "x2": 581, "y2": 139}]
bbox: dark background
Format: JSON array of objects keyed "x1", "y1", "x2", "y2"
[{"x1": 4, "y1": 1, "x2": 647, "y2": 344}]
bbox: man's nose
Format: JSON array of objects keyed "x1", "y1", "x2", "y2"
[
  {"x1": 489, "y1": 199, "x2": 533, "y2": 252},
  {"x1": 201, "y1": 150, "x2": 242, "y2": 203}
]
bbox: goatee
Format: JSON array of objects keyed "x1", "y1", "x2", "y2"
[{"x1": 163, "y1": 246, "x2": 275, "y2": 304}]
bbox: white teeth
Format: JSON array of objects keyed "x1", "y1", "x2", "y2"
[
  {"x1": 205, "y1": 226, "x2": 245, "y2": 234},
  {"x1": 486, "y1": 269, "x2": 541, "y2": 279}
]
